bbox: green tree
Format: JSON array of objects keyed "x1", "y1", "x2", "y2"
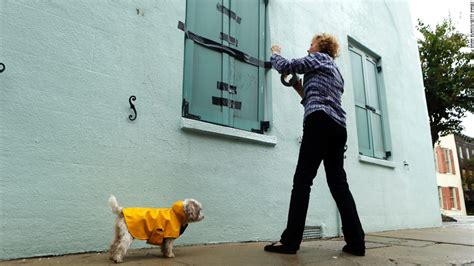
[
  {"x1": 466, "y1": 158, "x2": 474, "y2": 168},
  {"x1": 416, "y1": 18, "x2": 473, "y2": 145}
]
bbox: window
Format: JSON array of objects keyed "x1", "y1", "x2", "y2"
[
  {"x1": 459, "y1": 146, "x2": 463, "y2": 159},
  {"x1": 437, "y1": 147, "x2": 456, "y2": 174},
  {"x1": 349, "y1": 41, "x2": 391, "y2": 159},
  {"x1": 182, "y1": 0, "x2": 269, "y2": 133},
  {"x1": 444, "y1": 148, "x2": 453, "y2": 174},
  {"x1": 466, "y1": 147, "x2": 471, "y2": 159},
  {"x1": 450, "y1": 187, "x2": 457, "y2": 209}
]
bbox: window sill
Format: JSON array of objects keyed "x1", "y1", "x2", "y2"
[
  {"x1": 181, "y1": 118, "x2": 277, "y2": 146},
  {"x1": 358, "y1": 155, "x2": 396, "y2": 169}
]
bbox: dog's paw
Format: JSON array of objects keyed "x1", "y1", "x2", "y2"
[
  {"x1": 113, "y1": 257, "x2": 123, "y2": 263},
  {"x1": 163, "y1": 252, "x2": 175, "y2": 258}
]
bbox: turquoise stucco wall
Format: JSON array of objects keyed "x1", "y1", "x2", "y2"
[{"x1": 0, "y1": 0, "x2": 441, "y2": 260}]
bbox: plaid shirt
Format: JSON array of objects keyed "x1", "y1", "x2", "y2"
[{"x1": 271, "y1": 52, "x2": 346, "y2": 127}]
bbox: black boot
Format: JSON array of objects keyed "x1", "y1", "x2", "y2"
[
  {"x1": 342, "y1": 244, "x2": 365, "y2": 256},
  {"x1": 264, "y1": 242, "x2": 297, "y2": 254}
]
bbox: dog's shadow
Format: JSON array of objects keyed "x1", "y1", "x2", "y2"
[{"x1": 114, "y1": 249, "x2": 187, "y2": 265}]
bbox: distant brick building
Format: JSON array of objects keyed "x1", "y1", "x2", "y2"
[
  {"x1": 454, "y1": 134, "x2": 474, "y2": 214},
  {"x1": 470, "y1": 0, "x2": 473, "y2": 49}
]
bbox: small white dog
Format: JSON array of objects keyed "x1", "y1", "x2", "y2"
[{"x1": 108, "y1": 195, "x2": 204, "y2": 263}]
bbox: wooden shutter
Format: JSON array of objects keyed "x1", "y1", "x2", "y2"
[
  {"x1": 455, "y1": 187, "x2": 461, "y2": 210},
  {"x1": 349, "y1": 48, "x2": 371, "y2": 157},
  {"x1": 183, "y1": 0, "x2": 227, "y2": 126},
  {"x1": 442, "y1": 187, "x2": 450, "y2": 210},
  {"x1": 437, "y1": 148, "x2": 447, "y2": 174},
  {"x1": 435, "y1": 147, "x2": 443, "y2": 173},
  {"x1": 449, "y1": 150, "x2": 456, "y2": 174},
  {"x1": 228, "y1": 0, "x2": 265, "y2": 132},
  {"x1": 365, "y1": 59, "x2": 385, "y2": 159}
]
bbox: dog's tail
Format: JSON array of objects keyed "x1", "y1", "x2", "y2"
[{"x1": 108, "y1": 195, "x2": 122, "y2": 215}]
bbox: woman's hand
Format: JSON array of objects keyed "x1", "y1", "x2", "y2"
[
  {"x1": 271, "y1": 45, "x2": 281, "y2": 54},
  {"x1": 293, "y1": 79, "x2": 304, "y2": 99}
]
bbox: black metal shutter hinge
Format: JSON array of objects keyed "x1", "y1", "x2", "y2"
[
  {"x1": 251, "y1": 121, "x2": 270, "y2": 134},
  {"x1": 182, "y1": 99, "x2": 201, "y2": 120}
]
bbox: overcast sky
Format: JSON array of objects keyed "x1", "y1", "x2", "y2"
[{"x1": 408, "y1": 0, "x2": 473, "y2": 137}]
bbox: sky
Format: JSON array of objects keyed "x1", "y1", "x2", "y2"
[{"x1": 408, "y1": 0, "x2": 473, "y2": 138}]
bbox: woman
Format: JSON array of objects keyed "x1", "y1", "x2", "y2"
[{"x1": 264, "y1": 34, "x2": 366, "y2": 256}]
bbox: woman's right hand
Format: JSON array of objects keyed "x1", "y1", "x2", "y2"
[
  {"x1": 293, "y1": 79, "x2": 304, "y2": 99},
  {"x1": 293, "y1": 79, "x2": 303, "y2": 90}
]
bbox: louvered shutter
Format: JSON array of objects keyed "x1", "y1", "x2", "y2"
[
  {"x1": 183, "y1": 0, "x2": 227, "y2": 125},
  {"x1": 442, "y1": 187, "x2": 450, "y2": 210},
  {"x1": 449, "y1": 150, "x2": 456, "y2": 174},
  {"x1": 455, "y1": 187, "x2": 461, "y2": 210},
  {"x1": 228, "y1": 0, "x2": 266, "y2": 132},
  {"x1": 349, "y1": 49, "x2": 371, "y2": 157}
]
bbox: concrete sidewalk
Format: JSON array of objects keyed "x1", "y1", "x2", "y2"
[{"x1": 1, "y1": 222, "x2": 473, "y2": 265}]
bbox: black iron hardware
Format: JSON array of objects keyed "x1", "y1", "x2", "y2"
[
  {"x1": 182, "y1": 99, "x2": 201, "y2": 120},
  {"x1": 212, "y1": 97, "x2": 242, "y2": 110},
  {"x1": 384, "y1": 151, "x2": 392, "y2": 160},
  {"x1": 403, "y1": 160, "x2": 409, "y2": 170},
  {"x1": 178, "y1": 21, "x2": 271, "y2": 69},
  {"x1": 281, "y1": 73, "x2": 299, "y2": 87},
  {"x1": 251, "y1": 121, "x2": 270, "y2": 134},
  {"x1": 377, "y1": 65, "x2": 382, "y2": 72},
  {"x1": 217, "y1": 81, "x2": 237, "y2": 94},
  {"x1": 129, "y1": 96, "x2": 137, "y2": 121},
  {"x1": 365, "y1": 105, "x2": 376, "y2": 112},
  {"x1": 220, "y1": 32, "x2": 238, "y2": 46},
  {"x1": 216, "y1": 3, "x2": 241, "y2": 24},
  {"x1": 0, "y1": 63, "x2": 5, "y2": 73}
]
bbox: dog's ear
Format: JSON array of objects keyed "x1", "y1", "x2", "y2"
[
  {"x1": 184, "y1": 199, "x2": 203, "y2": 222},
  {"x1": 185, "y1": 200, "x2": 196, "y2": 219}
]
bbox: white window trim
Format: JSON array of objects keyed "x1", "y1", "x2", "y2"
[
  {"x1": 181, "y1": 118, "x2": 277, "y2": 146},
  {"x1": 444, "y1": 148, "x2": 453, "y2": 174},
  {"x1": 438, "y1": 187, "x2": 443, "y2": 209},
  {"x1": 450, "y1": 187, "x2": 457, "y2": 210},
  {"x1": 358, "y1": 155, "x2": 396, "y2": 168}
]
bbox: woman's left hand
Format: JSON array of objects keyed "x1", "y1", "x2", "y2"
[{"x1": 271, "y1": 45, "x2": 281, "y2": 54}]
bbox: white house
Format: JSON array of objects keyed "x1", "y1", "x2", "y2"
[{"x1": 435, "y1": 135, "x2": 467, "y2": 216}]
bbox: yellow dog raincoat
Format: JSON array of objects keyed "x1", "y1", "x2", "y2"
[{"x1": 122, "y1": 201, "x2": 187, "y2": 245}]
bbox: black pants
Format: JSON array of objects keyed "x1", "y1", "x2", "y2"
[{"x1": 280, "y1": 111, "x2": 365, "y2": 249}]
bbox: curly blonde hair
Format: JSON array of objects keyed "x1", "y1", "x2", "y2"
[{"x1": 313, "y1": 33, "x2": 340, "y2": 59}]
